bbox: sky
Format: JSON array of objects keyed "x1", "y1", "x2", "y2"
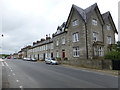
[{"x1": 0, "y1": 0, "x2": 119, "y2": 54}]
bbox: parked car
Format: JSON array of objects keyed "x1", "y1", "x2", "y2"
[
  {"x1": 45, "y1": 58, "x2": 59, "y2": 65},
  {"x1": 23, "y1": 57, "x2": 31, "y2": 61},
  {"x1": 23, "y1": 57, "x2": 27, "y2": 60},
  {"x1": 31, "y1": 58, "x2": 37, "y2": 62}
]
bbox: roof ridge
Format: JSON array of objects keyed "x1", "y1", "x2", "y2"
[{"x1": 72, "y1": 4, "x2": 86, "y2": 22}]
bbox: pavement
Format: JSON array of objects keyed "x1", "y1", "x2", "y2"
[{"x1": 62, "y1": 64, "x2": 119, "y2": 76}]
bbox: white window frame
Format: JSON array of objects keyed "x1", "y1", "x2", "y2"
[
  {"x1": 56, "y1": 51, "x2": 59, "y2": 58},
  {"x1": 51, "y1": 43, "x2": 54, "y2": 49},
  {"x1": 93, "y1": 32, "x2": 98, "y2": 41},
  {"x1": 92, "y1": 19, "x2": 97, "y2": 25},
  {"x1": 56, "y1": 40, "x2": 59, "y2": 46},
  {"x1": 72, "y1": 19, "x2": 79, "y2": 26},
  {"x1": 73, "y1": 47, "x2": 80, "y2": 57},
  {"x1": 98, "y1": 47, "x2": 104, "y2": 56},
  {"x1": 62, "y1": 37, "x2": 65, "y2": 45},
  {"x1": 107, "y1": 36, "x2": 112, "y2": 44},
  {"x1": 107, "y1": 25, "x2": 111, "y2": 30},
  {"x1": 72, "y1": 32, "x2": 79, "y2": 42}
]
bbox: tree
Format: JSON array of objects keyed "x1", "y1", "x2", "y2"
[{"x1": 104, "y1": 41, "x2": 120, "y2": 60}]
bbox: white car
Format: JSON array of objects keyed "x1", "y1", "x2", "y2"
[
  {"x1": 31, "y1": 58, "x2": 37, "y2": 61},
  {"x1": 45, "y1": 58, "x2": 58, "y2": 65},
  {"x1": 23, "y1": 57, "x2": 31, "y2": 61}
]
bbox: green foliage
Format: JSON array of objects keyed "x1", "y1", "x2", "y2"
[
  {"x1": 56, "y1": 57, "x2": 61, "y2": 61},
  {"x1": 116, "y1": 41, "x2": 120, "y2": 52},
  {"x1": 104, "y1": 51, "x2": 120, "y2": 60}
]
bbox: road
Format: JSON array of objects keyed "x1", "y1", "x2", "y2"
[{"x1": 1, "y1": 59, "x2": 118, "y2": 88}]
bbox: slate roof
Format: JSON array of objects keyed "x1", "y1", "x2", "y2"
[
  {"x1": 102, "y1": 11, "x2": 118, "y2": 34},
  {"x1": 102, "y1": 11, "x2": 110, "y2": 22},
  {"x1": 84, "y1": 3, "x2": 98, "y2": 22},
  {"x1": 72, "y1": 3, "x2": 98, "y2": 23},
  {"x1": 72, "y1": 4, "x2": 86, "y2": 22}
]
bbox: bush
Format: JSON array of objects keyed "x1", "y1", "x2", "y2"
[
  {"x1": 63, "y1": 57, "x2": 68, "y2": 60},
  {"x1": 104, "y1": 51, "x2": 120, "y2": 60},
  {"x1": 56, "y1": 57, "x2": 61, "y2": 61}
]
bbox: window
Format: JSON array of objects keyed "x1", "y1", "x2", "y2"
[
  {"x1": 94, "y1": 47, "x2": 98, "y2": 56},
  {"x1": 107, "y1": 25, "x2": 111, "y2": 30},
  {"x1": 93, "y1": 32, "x2": 98, "y2": 41},
  {"x1": 98, "y1": 47, "x2": 104, "y2": 56},
  {"x1": 56, "y1": 51, "x2": 59, "y2": 58},
  {"x1": 62, "y1": 37, "x2": 65, "y2": 45},
  {"x1": 73, "y1": 47, "x2": 80, "y2": 57},
  {"x1": 72, "y1": 19, "x2": 79, "y2": 26},
  {"x1": 94, "y1": 47, "x2": 104, "y2": 56},
  {"x1": 56, "y1": 40, "x2": 59, "y2": 46},
  {"x1": 51, "y1": 43, "x2": 54, "y2": 49},
  {"x1": 72, "y1": 32, "x2": 79, "y2": 42},
  {"x1": 92, "y1": 19, "x2": 97, "y2": 25},
  {"x1": 107, "y1": 36, "x2": 112, "y2": 44}
]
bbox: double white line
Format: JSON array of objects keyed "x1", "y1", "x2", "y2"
[
  {"x1": 1, "y1": 62, "x2": 5, "y2": 66},
  {"x1": 1, "y1": 62, "x2": 9, "y2": 67}
]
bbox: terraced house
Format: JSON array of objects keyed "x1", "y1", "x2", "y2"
[
  {"x1": 20, "y1": 3, "x2": 117, "y2": 63},
  {"x1": 27, "y1": 36, "x2": 54, "y2": 60}
]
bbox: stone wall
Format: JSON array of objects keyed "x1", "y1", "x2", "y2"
[{"x1": 60, "y1": 59, "x2": 113, "y2": 70}]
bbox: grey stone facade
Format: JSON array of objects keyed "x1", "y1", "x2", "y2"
[{"x1": 53, "y1": 3, "x2": 118, "y2": 61}]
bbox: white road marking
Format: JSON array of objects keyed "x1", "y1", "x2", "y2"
[
  {"x1": 13, "y1": 73, "x2": 15, "y2": 75},
  {"x1": 16, "y1": 80, "x2": 19, "y2": 82},
  {"x1": 81, "y1": 69, "x2": 90, "y2": 72},
  {"x1": 4, "y1": 62, "x2": 9, "y2": 67},
  {"x1": 19, "y1": 86, "x2": 24, "y2": 90},
  {"x1": 1, "y1": 62, "x2": 5, "y2": 66}
]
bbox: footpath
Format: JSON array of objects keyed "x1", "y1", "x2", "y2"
[{"x1": 62, "y1": 64, "x2": 119, "y2": 76}]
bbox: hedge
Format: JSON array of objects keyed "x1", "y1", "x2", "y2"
[{"x1": 104, "y1": 51, "x2": 120, "y2": 60}]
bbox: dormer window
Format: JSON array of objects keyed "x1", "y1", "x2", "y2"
[
  {"x1": 72, "y1": 19, "x2": 79, "y2": 26},
  {"x1": 56, "y1": 29, "x2": 61, "y2": 34},
  {"x1": 92, "y1": 19, "x2": 97, "y2": 25},
  {"x1": 107, "y1": 25, "x2": 111, "y2": 30}
]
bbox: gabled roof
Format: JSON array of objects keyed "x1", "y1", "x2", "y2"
[
  {"x1": 85, "y1": 3, "x2": 97, "y2": 19},
  {"x1": 66, "y1": 3, "x2": 104, "y2": 27},
  {"x1": 72, "y1": 4, "x2": 86, "y2": 22},
  {"x1": 85, "y1": 3, "x2": 104, "y2": 24},
  {"x1": 102, "y1": 11, "x2": 118, "y2": 34}
]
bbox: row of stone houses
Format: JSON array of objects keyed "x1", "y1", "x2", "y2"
[{"x1": 16, "y1": 3, "x2": 118, "y2": 61}]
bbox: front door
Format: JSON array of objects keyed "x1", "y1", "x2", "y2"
[
  {"x1": 62, "y1": 50, "x2": 65, "y2": 58},
  {"x1": 51, "y1": 52, "x2": 53, "y2": 58}
]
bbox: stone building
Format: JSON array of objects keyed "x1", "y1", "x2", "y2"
[
  {"x1": 53, "y1": 3, "x2": 118, "y2": 61},
  {"x1": 27, "y1": 36, "x2": 54, "y2": 60},
  {"x1": 53, "y1": 22, "x2": 68, "y2": 60},
  {"x1": 19, "y1": 3, "x2": 117, "y2": 63}
]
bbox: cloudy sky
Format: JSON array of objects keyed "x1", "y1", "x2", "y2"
[{"x1": 0, "y1": 0, "x2": 119, "y2": 54}]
